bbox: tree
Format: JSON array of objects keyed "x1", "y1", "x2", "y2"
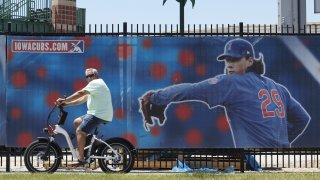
[{"x1": 162, "y1": 0, "x2": 196, "y2": 34}]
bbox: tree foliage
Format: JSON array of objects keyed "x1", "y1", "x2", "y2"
[{"x1": 162, "y1": 0, "x2": 195, "y2": 8}]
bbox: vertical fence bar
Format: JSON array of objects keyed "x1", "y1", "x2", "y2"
[
  {"x1": 240, "y1": 149, "x2": 244, "y2": 173},
  {"x1": 222, "y1": 24, "x2": 224, "y2": 35},
  {"x1": 136, "y1": 24, "x2": 139, "y2": 36},
  {"x1": 6, "y1": 148, "x2": 10, "y2": 172},
  {"x1": 239, "y1": 22, "x2": 243, "y2": 37},
  {"x1": 142, "y1": 24, "x2": 145, "y2": 36},
  {"x1": 117, "y1": 24, "x2": 120, "y2": 35},
  {"x1": 123, "y1": 22, "x2": 127, "y2": 37},
  {"x1": 112, "y1": 24, "x2": 114, "y2": 35},
  {"x1": 8, "y1": 22, "x2": 11, "y2": 34},
  {"x1": 292, "y1": 24, "x2": 295, "y2": 34},
  {"x1": 216, "y1": 24, "x2": 218, "y2": 35},
  {"x1": 176, "y1": 24, "x2": 179, "y2": 36},
  {"x1": 193, "y1": 24, "x2": 196, "y2": 37},
  {"x1": 227, "y1": 24, "x2": 230, "y2": 36},
  {"x1": 269, "y1": 24, "x2": 272, "y2": 35},
  {"x1": 205, "y1": 24, "x2": 207, "y2": 36},
  {"x1": 165, "y1": 24, "x2": 167, "y2": 34}
]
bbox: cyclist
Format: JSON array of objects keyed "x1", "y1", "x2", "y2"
[{"x1": 56, "y1": 68, "x2": 113, "y2": 166}]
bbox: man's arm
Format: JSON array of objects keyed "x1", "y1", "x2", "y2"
[{"x1": 56, "y1": 89, "x2": 89, "y2": 106}]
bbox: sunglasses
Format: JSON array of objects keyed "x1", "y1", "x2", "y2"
[{"x1": 85, "y1": 74, "x2": 95, "y2": 79}]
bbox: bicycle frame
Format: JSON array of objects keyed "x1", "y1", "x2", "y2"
[{"x1": 52, "y1": 124, "x2": 120, "y2": 162}]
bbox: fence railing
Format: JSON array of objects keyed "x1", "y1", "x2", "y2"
[
  {"x1": 1, "y1": 147, "x2": 320, "y2": 172},
  {"x1": 2, "y1": 22, "x2": 320, "y2": 36}
]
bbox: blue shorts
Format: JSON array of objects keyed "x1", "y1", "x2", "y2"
[{"x1": 78, "y1": 114, "x2": 108, "y2": 134}]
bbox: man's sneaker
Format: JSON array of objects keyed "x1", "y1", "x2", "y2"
[{"x1": 72, "y1": 159, "x2": 88, "y2": 167}]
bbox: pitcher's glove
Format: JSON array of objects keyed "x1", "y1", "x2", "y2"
[{"x1": 140, "y1": 91, "x2": 167, "y2": 131}]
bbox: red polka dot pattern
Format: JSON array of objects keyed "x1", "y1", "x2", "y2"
[
  {"x1": 185, "y1": 128, "x2": 203, "y2": 146},
  {"x1": 179, "y1": 50, "x2": 195, "y2": 67},
  {"x1": 150, "y1": 62, "x2": 167, "y2": 80},
  {"x1": 17, "y1": 132, "x2": 33, "y2": 147},
  {"x1": 10, "y1": 107, "x2": 22, "y2": 120},
  {"x1": 36, "y1": 67, "x2": 47, "y2": 79},
  {"x1": 73, "y1": 79, "x2": 87, "y2": 91},
  {"x1": 11, "y1": 71, "x2": 27, "y2": 88},
  {"x1": 122, "y1": 133, "x2": 137, "y2": 146},
  {"x1": 46, "y1": 91, "x2": 61, "y2": 108},
  {"x1": 142, "y1": 38, "x2": 152, "y2": 49},
  {"x1": 171, "y1": 72, "x2": 183, "y2": 84},
  {"x1": 116, "y1": 44, "x2": 132, "y2": 59},
  {"x1": 86, "y1": 56, "x2": 102, "y2": 70},
  {"x1": 216, "y1": 114, "x2": 230, "y2": 132},
  {"x1": 175, "y1": 103, "x2": 192, "y2": 122},
  {"x1": 114, "y1": 108, "x2": 125, "y2": 120},
  {"x1": 196, "y1": 64, "x2": 207, "y2": 76},
  {"x1": 150, "y1": 126, "x2": 161, "y2": 136}
]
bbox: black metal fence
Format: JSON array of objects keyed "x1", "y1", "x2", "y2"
[
  {"x1": 2, "y1": 22, "x2": 320, "y2": 35},
  {"x1": 0, "y1": 22, "x2": 320, "y2": 172},
  {"x1": 1, "y1": 147, "x2": 320, "y2": 172}
]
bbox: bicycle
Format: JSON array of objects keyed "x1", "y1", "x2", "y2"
[{"x1": 23, "y1": 104, "x2": 136, "y2": 173}]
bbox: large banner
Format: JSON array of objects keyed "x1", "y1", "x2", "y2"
[{"x1": 5, "y1": 36, "x2": 320, "y2": 148}]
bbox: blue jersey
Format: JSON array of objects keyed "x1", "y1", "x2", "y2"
[{"x1": 150, "y1": 72, "x2": 310, "y2": 148}]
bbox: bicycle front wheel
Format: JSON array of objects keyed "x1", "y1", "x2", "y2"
[{"x1": 24, "y1": 141, "x2": 61, "y2": 173}]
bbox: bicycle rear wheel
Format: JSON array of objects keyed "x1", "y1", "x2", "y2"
[
  {"x1": 24, "y1": 141, "x2": 61, "y2": 173},
  {"x1": 98, "y1": 140, "x2": 135, "y2": 173}
]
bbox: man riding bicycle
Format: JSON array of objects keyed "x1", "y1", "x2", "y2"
[{"x1": 56, "y1": 68, "x2": 113, "y2": 166}]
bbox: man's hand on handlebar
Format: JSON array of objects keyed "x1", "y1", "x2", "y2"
[{"x1": 55, "y1": 98, "x2": 67, "y2": 107}]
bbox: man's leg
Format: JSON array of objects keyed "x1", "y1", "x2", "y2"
[
  {"x1": 76, "y1": 128, "x2": 87, "y2": 162},
  {"x1": 74, "y1": 115, "x2": 105, "y2": 164},
  {"x1": 73, "y1": 117, "x2": 87, "y2": 162}
]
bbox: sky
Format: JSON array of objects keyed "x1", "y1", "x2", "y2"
[{"x1": 77, "y1": 0, "x2": 320, "y2": 31}]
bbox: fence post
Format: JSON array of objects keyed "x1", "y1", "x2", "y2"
[
  {"x1": 6, "y1": 147, "x2": 10, "y2": 172},
  {"x1": 240, "y1": 148, "x2": 245, "y2": 173},
  {"x1": 239, "y1": 22, "x2": 243, "y2": 37},
  {"x1": 123, "y1": 22, "x2": 127, "y2": 36},
  {"x1": 7, "y1": 22, "x2": 11, "y2": 34}
]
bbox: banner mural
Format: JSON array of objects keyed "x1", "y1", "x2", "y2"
[{"x1": 4, "y1": 36, "x2": 320, "y2": 148}]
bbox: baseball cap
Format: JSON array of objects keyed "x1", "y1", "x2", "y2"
[{"x1": 217, "y1": 38, "x2": 255, "y2": 61}]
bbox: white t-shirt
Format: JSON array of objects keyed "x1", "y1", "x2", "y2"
[{"x1": 83, "y1": 78, "x2": 113, "y2": 121}]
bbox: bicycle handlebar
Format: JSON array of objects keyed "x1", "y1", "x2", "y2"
[{"x1": 47, "y1": 104, "x2": 68, "y2": 127}]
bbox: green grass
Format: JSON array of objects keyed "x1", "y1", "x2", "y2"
[{"x1": 1, "y1": 172, "x2": 320, "y2": 180}]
